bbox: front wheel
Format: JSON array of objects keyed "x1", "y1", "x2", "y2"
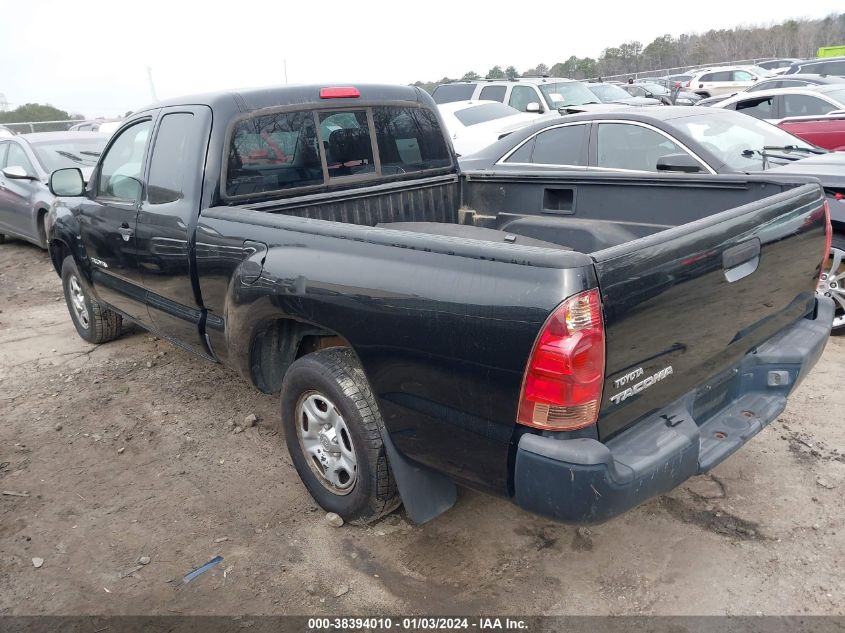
[
  {"x1": 61, "y1": 256, "x2": 123, "y2": 344},
  {"x1": 280, "y1": 347, "x2": 401, "y2": 524},
  {"x1": 818, "y1": 236, "x2": 845, "y2": 334}
]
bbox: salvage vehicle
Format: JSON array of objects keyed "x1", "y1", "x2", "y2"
[
  {"x1": 462, "y1": 106, "x2": 845, "y2": 332},
  {"x1": 695, "y1": 73, "x2": 845, "y2": 107},
  {"x1": 0, "y1": 131, "x2": 107, "y2": 247},
  {"x1": 436, "y1": 100, "x2": 549, "y2": 156},
  {"x1": 432, "y1": 77, "x2": 603, "y2": 114},
  {"x1": 47, "y1": 84, "x2": 833, "y2": 526}
]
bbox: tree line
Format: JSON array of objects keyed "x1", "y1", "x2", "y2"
[{"x1": 412, "y1": 12, "x2": 845, "y2": 92}]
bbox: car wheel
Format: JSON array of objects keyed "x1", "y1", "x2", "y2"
[
  {"x1": 61, "y1": 256, "x2": 123, "y2": 344},
  {"x1": 280, "y1": 347, "x2": 401, "y2": 524},
  {"x1": 818, "y1": 236, "x2": 845, "y2": 334}
]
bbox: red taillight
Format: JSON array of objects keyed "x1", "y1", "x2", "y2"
[
  {"x1": 684, "y1": 81, "x2": 691, "y2": 88},
  {"x1": 517, "y1": 289, "x2": 605, "y2": 431},
  {"x1": 320, "y1": 87, "x2": 360, "y2": 99},
  {"x1": 821, "y1": 199, "x2": 833, "y2": 281},
  {"x1": 835, "y1": 192, "x2": 844, "y2": 201}
]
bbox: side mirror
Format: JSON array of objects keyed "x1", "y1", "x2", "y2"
[
  {"x1": 526, "y1": 102, "x2": 542, "y2": 113},
  {"x1": 656, "y1": 153, "x2": 703, "y2": 173},
  {"x1": 645, "y1": 92, "x2": 654, "y2": 98},
  {"x1": 2, "y1": 165, "x2": 34, "y2": 180},
  {"x1": 49, "y1": 168, "x2": 85, "y2": 196}
]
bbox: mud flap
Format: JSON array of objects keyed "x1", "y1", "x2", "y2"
[{"x1": 382, "y1": 432, "x2": 456, "y2": 524}]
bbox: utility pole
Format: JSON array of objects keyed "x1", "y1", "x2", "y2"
[{"x1": 146, "y1": 66, "x2": 159, "y2": 102}]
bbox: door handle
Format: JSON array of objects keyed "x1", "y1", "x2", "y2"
[
  {"x1": 118, "y1": 224, "x2": 134, "y2": 241},
  {"x1": 723, "y1": 238, "x2": 761, "y2": 283}
]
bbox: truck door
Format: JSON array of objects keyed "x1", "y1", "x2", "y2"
[
  {"x1": 137, "y1": 106, "x2": 213, "y2": 358},
  {"x1": 77, "y1": 117, "x2": 155, "y2": 323}
]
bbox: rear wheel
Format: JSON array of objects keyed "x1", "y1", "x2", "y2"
[
  {"x1": 818, "y1": 235, "x2": 845, "y2": 334},
  {"x1": 61, "y1": 256, "x2": 123, "y2": 344},
  {"x1": 280, "y1": 347, "x2": 400, "y2": 524}
]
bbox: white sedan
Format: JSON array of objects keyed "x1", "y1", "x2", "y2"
[{"x1": 437, "y1": 100, "x2": 552, "y2": 156}]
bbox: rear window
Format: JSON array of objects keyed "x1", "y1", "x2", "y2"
[
  {"x1": 373, "y1": 107, "x2": 452, "y2": 174},
  {"x1": 226, "y1": 111, "x2": 323, "y2": 198},
  {"x1": 431, "y1": 83, "x2": 477, "y2": 104},
  {"x1": 453, "y1": 102, "x2": 519, "y2": 126},
  {"x1": 225, "y1": 106, "x2": 451, "y2": 198}
]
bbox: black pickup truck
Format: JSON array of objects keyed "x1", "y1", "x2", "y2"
[{"x1": 46, "y1": 84, "x2": 833, "y2": 525}]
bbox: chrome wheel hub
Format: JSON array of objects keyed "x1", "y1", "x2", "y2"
[
  {"x1": 295, "y1": 392, "x2": 357, "y2": 495},
  {"x1": 69, "y1": 275, "x2": 90, "y2": 330},
  {"x1": 818, "y1": 246, "x2": 845, "y2": 330}
]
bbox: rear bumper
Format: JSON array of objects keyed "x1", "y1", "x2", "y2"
[{"x1": 513, "y1": 297, "x2": 834, "y2": 523}]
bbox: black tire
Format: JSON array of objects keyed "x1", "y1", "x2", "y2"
[
  {"x1": 280, "y1": 347, "x2": 401, "y2": 524},
  {"x1": 60, "y1": 256, "x2": 123, "y2": 344},
  {"x1": 0, "y1": 233, "x2": 5, "y2": 244},
  {"x1": 825, "y1": 235, "x2": 845, "y2": 335}
]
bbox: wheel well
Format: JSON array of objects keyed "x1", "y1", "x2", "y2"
[
  {"x1": 250, "y1": 318, "x2": 350, "y2": 393},
  {"x1": 49, "y1": 239, "x2": 71, "y2": 276}
]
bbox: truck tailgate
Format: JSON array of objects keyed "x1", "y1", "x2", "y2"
[{"x1": 593, "y1": 183, "x2": 827, "y2": 439}]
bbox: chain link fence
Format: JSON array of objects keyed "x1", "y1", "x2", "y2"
[
  {"x1": 1, "y1": 119, "x2": 112, "y2": 134},
  {"x1": 588, "y1": 57, "x2": 777, "y2": 82}
]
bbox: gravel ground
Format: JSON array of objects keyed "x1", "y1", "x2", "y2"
[{"x1": 0, "y1": 238, "x2": 843, "y2": 616}]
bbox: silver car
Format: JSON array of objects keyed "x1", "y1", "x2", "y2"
[{"x1": 0, "y1": 131, "x2": 107, "y2": 248}]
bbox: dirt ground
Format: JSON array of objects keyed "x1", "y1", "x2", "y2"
[{"x1": 0, "y1": 238, "x2": 843, "y2": 616}]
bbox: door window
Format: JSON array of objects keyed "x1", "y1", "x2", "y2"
[
  {"x1": 431, "y1": 83, "x2": 477, "y2": 104},
  {"x1": 596, "y1": 123, "x2": 687, "y2": 171},
  {"x1": 735, "y1": 96, "x2": 775, "y2": 119},
  {"x1": 98, "y1": 120, "x2": 153, "y2": 202},
  {"x1": 782, "y1": 94, "x2": 836, "y2": 117},
  {"x1": 6, "y1": 143, "x2": 35, "y2": 175},
  {"x1": 701, "y1": 71, "x2": 732, "y2": 82},
  {"x1": 527, "y1": 125, "x2": 587, "y2": 165},
  {"x1": 509, "y1": 86, "x2": 539, "y2": 112},
  {"x1": 479, "y1": 85, "x2": 506, "y2": 102},
  {"x1": 147, "y1": 113, "x2": 196, "y2": 204},
  {"x1": 733, "y1": 70, "x2": 754, "y2": 81}
]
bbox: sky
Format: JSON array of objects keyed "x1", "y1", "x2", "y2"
[{"x1": 0, "y1": 0, "x2": 842, "y2": 118}]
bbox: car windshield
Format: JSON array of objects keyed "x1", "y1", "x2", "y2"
[
  {"x1": 588, "y1": 84, "x2": 633, "y2": 102},
  {"x1": 668, "y1": 111, "x2": 816, "y2": 171},
  {"x1": 747, "y1": 66, "x2": 775, "y2": 77},
  {"x1": 639, "y1": 83, "x2": 670, "y2": 96},
  {"x1": 453, "y1": 102, "x2": 521, "y2": 126},
  {"x1": 538, "y1": 82, "x2": 599, "y2": 108},
  {"x1": 32, "y1": 138, "x2": 106, "y2": 171}
]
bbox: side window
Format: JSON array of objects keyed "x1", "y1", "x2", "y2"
[
  {"x1": 6, "y1": 143, "x2": 35, "y2": 175},
  {"x1": 479, "y1": 86, "x2": 506, "y2": 102},
  {"x1": 825, "y1": 61, "x2": 845, "y2": 75},
  {"x1": 319, "y1": 110, "x2": 374, "y2": 179},
  {"x1": 777, "y1": 80, "x2": 808, "y2": 88},
  {"x1": 733, "y1": 70, "x2": 754, "y2": 81},
  {"x1": 596, "y1": 123, "x2": 687, "y2": 172},
  {"x1": 509, "y1": 86, "x2": 538, "y2": 112},
  {"x1": 372, "y1": 107, "x2": 451, "y2": 174},
  {"x1": 504, "y1": 138, "x2": 535, "y2": 163},
  {"x1": 529, "y1": 125, "x2": 587, "y2": 165},
  {"x1": 431, "y1": 83, "x2": 477, "y2": 104},
  {"x1": 0, "y1": 142, "x2": 9, "y2": 168},
  {"x1": 735, "y1": 96, "x2": 775, "y2": 119},
  {"x1": 782, "y1": 95, "x2": 836, "y2": 117},
  {"x1": 227, "y1": 111, "x2": 323, "y2": 197},
  {"x1": 98, "y1": 120, "x2": 152, "y2": 202},
  {"x1": 147, "y1": 113, "x2": 195, "y2": 204}
]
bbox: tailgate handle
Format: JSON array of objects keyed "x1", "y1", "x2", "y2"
[{"x1": 722, "y1": 238, "x2": 761, "y2": 283}]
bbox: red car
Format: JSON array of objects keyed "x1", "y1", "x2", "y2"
[{"x1": 778, "y1": 115, "x2": 845, "y2": 151}]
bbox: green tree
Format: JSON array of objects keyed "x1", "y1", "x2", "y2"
[
  {"x1": 0, "y1": 103, "x2": 76, "y2": 124},
  {"x1": 461, "y1": 71, "x2": 481, "y2": 81},
  {"x1": 505, "y1": 65, "x2": 519, "y2": 80},
  {"x1": 486, "y1": 65, "x2": 505, "y2": 79}
]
